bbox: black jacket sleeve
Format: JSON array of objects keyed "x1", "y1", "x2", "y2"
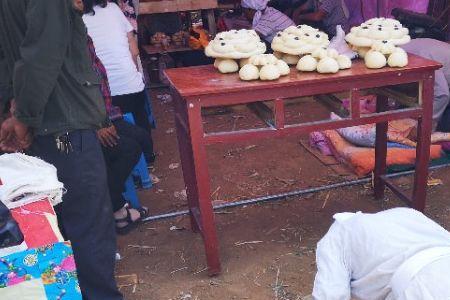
[
  {"x1": 13, "y1": 0, "x2": 71, "y2": 128},
  {"x1": 0, "y1": 40, "x2": 13, "y2": 115}
]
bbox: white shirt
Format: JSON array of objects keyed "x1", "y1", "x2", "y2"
[
  {"x1": 313, "y1": 208, "x2": 450, "y2": 300},
  {"x1": 83, "y1": 3, "x2": 144, "y2": 96}
]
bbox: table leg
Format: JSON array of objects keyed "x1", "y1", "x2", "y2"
[
  {"x1": 186, "y1": 101, "x2": 221, "y2": 275},
  {"x1": 173, "y1": 93, "x2": 201, "y2": 232},
  {"x1": 374, "y1": 95, "x2": 388, "y2": 200},
  {"x1": 412, "y1": 78, "x2": 434, "y2": 211}
]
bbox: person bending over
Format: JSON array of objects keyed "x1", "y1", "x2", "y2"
[
  {"x1": 313, "y1": 208, "x2": 450, "y2": 299},
  {"x1": 401, "y1": 38, "x2": 450, "y2": 131},
  {"x1": 241, "y1": 0, "x2": 295, "y2": 43}
]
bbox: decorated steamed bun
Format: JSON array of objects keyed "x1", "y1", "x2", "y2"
[
  {"x1": 345, "y1": 18, "x2": 410, "y2": 69},
  {"x1": 345, "y1": 18, "x2": 410, "y2": 48},
  {"x1": 239, "y1": 54, "x2": 291, "y2": 81},
  {"x1": 271, "y1": 25, "x2": 330, "y2": 65},
  {"x1": 205, "y1": 29, "x2": 266, "y2": 60}
]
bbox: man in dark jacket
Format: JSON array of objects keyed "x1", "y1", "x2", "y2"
[{"x1": 0, "y1": 0, "x2": 122, "y2": 299}]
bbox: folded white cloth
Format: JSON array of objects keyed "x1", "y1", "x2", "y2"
[
  {"x1": 0, "y1": 153, "x2": 64, "y2": 209},
  {"x1": 329, "y1": 25, "x2": 357, "y2": 59}
]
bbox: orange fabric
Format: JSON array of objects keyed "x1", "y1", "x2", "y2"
[
  {"x1": 189, "y1": 27, "x2": 209, "y2": 49},
  {"x1": 11, "y1": 199, "x2": 62, "y2": 248},
  {"x1": 388, "y1": 118, "x2": 417, "y2": 137},
  {"x1": 324, "y1": 129, "x2": 442, "y2": 177}
]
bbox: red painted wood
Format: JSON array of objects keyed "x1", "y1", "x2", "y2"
[
  {"x1": 165, "y1": 55, "x2": 441, "y2": 98},
  {"x1": 350, "y1": 88, "x2": 361, "y2": 119},
  {"x1": 274, "y1": 98, "x2": 285, "y2": 129},
  {"x1": 186, "y1": 100, "x2": 221, "y2": 275},
  {"x1": 374, "y1": 95, "x2": 389, "y2": 200},
  {"x1": 412, "y1": 76, "x2": 435, "y2": 211},
  {"x1": 203, "y1": 108, "x2": 423, "y2": 145},
  {"x1": 172, "y1": 89, "x2": 201, "y2": 233}
]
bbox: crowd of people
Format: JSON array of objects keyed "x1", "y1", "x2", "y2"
[
  {"x1": 223, "y1": 0, "x2": 351, "y2": 42},
  {"x1": 0, "y1": 0, "x2": 154, "y2": 298}
]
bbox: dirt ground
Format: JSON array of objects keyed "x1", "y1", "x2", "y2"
[{"x1": 116, "y1": 90, "x2": 450, "y2": 300}]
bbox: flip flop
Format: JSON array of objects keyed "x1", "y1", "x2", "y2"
[{"x1": 115, "y1": 206, "x2": 149, "y2": 235}]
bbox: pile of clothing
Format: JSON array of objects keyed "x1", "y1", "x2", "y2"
[
  {"x1": 0, "y1": 154, "x2": 81, "y2": 299},
  {"x1": 310, "y1": 96, "x2": 446, "y2": 176},
  {"x1": 0, "y1": 153, "x2": 64, "y2": 209}
]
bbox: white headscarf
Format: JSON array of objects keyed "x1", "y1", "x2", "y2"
[{"x1": 241, "y1": 0, "x2": 270, "y2": 27}]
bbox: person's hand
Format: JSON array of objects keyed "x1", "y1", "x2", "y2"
[
  {"x1": 0, "y1": 115, "x2": 32, "y2": 152},
  {"x1": 97, "y1": 125, "x2": 120, "y2": 147},
  {"x1": 9, "y1": 99, "x2": 16, "y2": 115}
]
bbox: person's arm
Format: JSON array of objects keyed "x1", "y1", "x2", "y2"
[
  {"x1": 97, "y1": 124, "x2": 119, "y2": 147},
  {"x1": 0, "y1": 40, "x2": 13, "y2": 116},
  {"x1": 13, "y1": 0, "x2": 70, "y2": 129},
  {"x1": 128, "y1": 31, "x2": 139, "y2": 68},
  {"x1": 292, "y1": 1, "x2": 313, "y2": 19},
  {"x1": 292, "y1": 0, "x2": 319, "y2": 22},
  {"x1": 312, "y1": 222, "x2": 352, "y2": 300},
  {"x1": 294, "y1": 9, "x2": 326, "y2": 23},
  {"x1": 111, "y1": 3, "x2": 139, "y2": 68}
]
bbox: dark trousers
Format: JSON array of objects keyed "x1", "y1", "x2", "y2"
[
  {"x1": 112, "y1": 90, "x2": 153, "y2": 139},
  {"x1": 102, "y1": 124, "x2": 141, "y2": 212},
  {"x1": 28, "y1": 130, "x2": 122, "y2": 300},
  {"x1": 114, "y1": 118, "x2": 154, "y2": 163},
  {"x1": 437, "y1": 104, "x2": 450, "y2": 132}
]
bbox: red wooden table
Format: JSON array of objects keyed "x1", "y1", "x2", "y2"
[{"x1": 165, "y1": 55, "x2": 441, "y2": 275}]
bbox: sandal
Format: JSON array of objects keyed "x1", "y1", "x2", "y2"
[{"x1": 115, "y1": 206, "x2": 149, "y2": 235}]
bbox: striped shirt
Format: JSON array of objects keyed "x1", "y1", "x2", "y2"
[
  {"x1": 86, "y1": 36, "x2": 123, "y2": 122},
  {"x1": 319, "y1": 0, "x2": 349, "y2": 37},
  {"x1": 254, "y1": 7, "x2": 295, "y2": 42}
]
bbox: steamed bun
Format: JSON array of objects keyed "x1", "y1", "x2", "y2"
[
  {"x1": 217, "y1": 59, "x2": 239, "y2": 73},
  {"x1": 317, "y1": 57, "x2": 340, "y2": 74},
  {"x1": 260, "y1": 65, "x2": 281, "y2": 80},
  {"x1": 364, "y1": 50, "x2": 387, "y2": 69},
  {"x1": 239, "y1": 64, "x2": 260, "y2": 81},
  {"x1": 297, "y1": 55, "x2": 318, "y2": 72},
  {"x1": 387, "y1": 48, "x2": 408, "y2": 68}
]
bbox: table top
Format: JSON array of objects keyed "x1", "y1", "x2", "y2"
[
  {"x1": 139, "y1": 0, "x2": 217, "y2": 14},
  {"x1": 165, "y1": 54, "x2": 441, "y2": 98},
  {"x1": 142, "y1": 44, "x2": 196, "y2": 55}
]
